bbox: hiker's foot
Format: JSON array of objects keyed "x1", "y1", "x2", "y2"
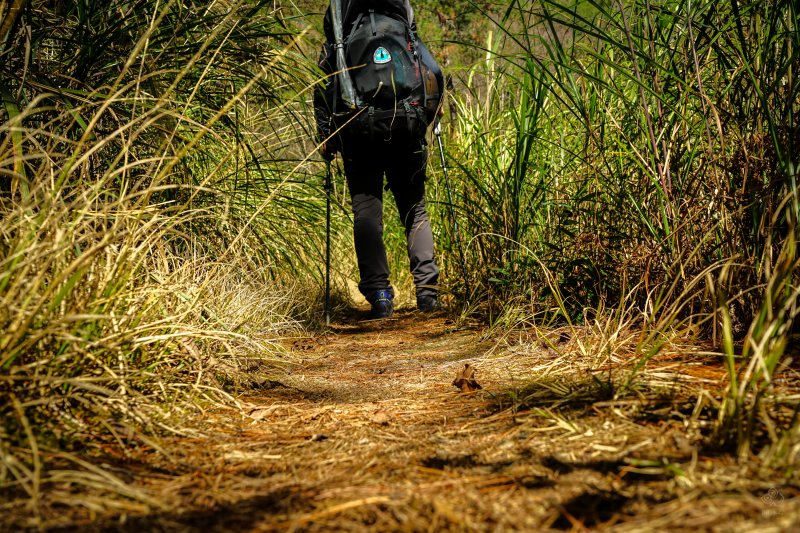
[
  {"x1": 417, "y1": 294, "x2": 440, "y2": 312},
  {"x1": 369, "y1": 289, "x2": 394, "y2": 319}
]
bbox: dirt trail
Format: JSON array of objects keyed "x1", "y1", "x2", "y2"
[{"x1": 93, "y1": 311, "x2": 796, "y2": 531}]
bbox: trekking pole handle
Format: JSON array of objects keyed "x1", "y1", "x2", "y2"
[{"x1": 434, "y1": 120, "x2": 448, "y2": 173}]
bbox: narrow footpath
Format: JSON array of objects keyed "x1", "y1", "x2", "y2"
[{"x1": 89, "y1": 310, "x2": 796, "y2": 531}]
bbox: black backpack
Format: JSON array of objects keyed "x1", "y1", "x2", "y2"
[{"x1": 331, "y1": 2, "x2": 443, "y2": 142}]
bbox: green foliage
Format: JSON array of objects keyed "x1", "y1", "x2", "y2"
[
  {"x1": 716, "y1": 210, "x2": 800, "y2": 461},
  {"x1": 429, "y1": 0, "x2": 798, "y2": 457},
  {"x1": 433, "y1": 0, "x2": 797, "y2": 317}
]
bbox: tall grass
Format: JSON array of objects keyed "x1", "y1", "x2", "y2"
[
  {"x1": 0, "y1": 0, "x2": 331, "y2": 522},
  {"x1": 433, "y1": 0, "x2": 798, "y2": 457},
  {"x1": 2, "y1": 0, "x2": 797, "y2": 523}
]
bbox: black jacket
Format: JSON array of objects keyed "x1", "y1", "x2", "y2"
[{"x1": 313, "y1": 0, "x2": 417, "y2": 143}]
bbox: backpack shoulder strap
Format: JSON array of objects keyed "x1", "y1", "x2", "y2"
[{"x1": 369, "y1": 10, "x2": 377, "y2": 36}]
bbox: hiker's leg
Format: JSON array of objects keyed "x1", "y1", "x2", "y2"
[
  {"x1": 342, "y1": 151, "x2": 392, "y2": 300},
  {"x1": 386, "y1": 144, "x2": 439, "y2": 299}
]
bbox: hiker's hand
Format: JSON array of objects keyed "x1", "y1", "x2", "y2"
[{"x1": 321, "y1": 141, "x2": 337, "y2": 161}]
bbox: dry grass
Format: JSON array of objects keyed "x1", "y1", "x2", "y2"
[
  {"x1": 5, "y1": 309, "x2": 797, "y2": 531},
  {"x1": 2, "y1": 1, "x2": 797, "y2": 529}
]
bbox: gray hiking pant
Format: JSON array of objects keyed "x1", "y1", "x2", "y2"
[{"x1": 341, "y1": 139, "x2": 439, "y2": 302}]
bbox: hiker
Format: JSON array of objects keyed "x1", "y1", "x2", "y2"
[{"x1": 314, "y1": 0, "x2": 444, "y2": 319}]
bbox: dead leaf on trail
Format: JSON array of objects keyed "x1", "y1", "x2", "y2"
[
  {"x1": 292, "y1": 338, "x2": 317, "y2": 351},
  {"x1": 248, "y1": 405, "x2": 280, "y2": 421},
  {"x1": 371, "y1": 410, "x2": 391, "y2": 425},
  {"x1": 452, "y1": 363, "x2": 482, "y2": 393},
  {"x1": 248, "y1": 408, "x2": 270, "y2": 421},
  {"x1": 256, "y1": 379, "x2": 290, "y2": 390}
]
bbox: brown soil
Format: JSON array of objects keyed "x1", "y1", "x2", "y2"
[{"x1": 25, "y1": 311, "x2": 800, "y2": 530}]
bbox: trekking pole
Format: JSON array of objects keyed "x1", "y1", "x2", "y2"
[
  {"x1": 324, "y1": 159, "x2": 332, "y2": 326},
  {"x1": 434, "y1": 120, "x2": 471, "y2": 300}
]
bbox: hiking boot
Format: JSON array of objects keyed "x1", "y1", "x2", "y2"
[
  {"x1": 417, "y1": 294, "x2": 440, "y2": 312},
  {"x1": 369, "y1": 289, "x2": 394, "y2": 319}
]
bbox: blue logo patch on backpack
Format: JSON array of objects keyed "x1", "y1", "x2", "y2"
[{"x1": 373, "y1": 47, "x2": 391, "y2": 64}]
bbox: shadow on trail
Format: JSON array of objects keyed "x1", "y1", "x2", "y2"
[{"x1": 86, "y1": 487, "x2": 305, "y2": 532}]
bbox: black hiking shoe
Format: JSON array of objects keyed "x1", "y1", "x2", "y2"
[
  {"x1": 417, "y1": 294, "x2": 440, "y2": 312},
  {"x1": 369, "y1": 289, "x2": 394, "y2": 319}
]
